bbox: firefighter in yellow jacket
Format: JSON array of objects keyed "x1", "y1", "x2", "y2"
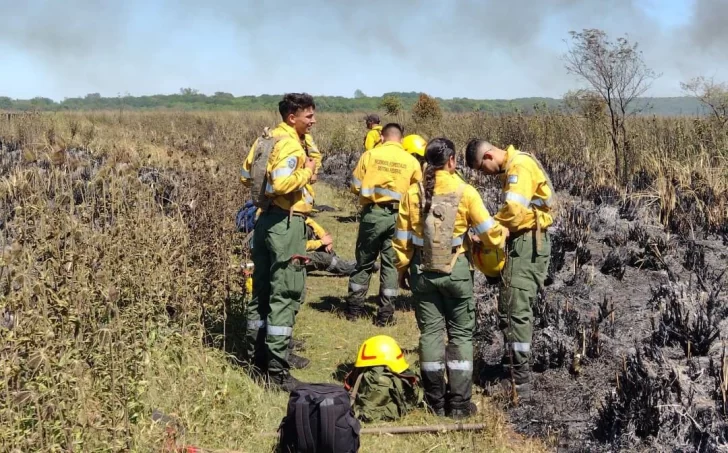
[
  {"x1": 346, "y1": 123, "x2": 422, "y2": 326},
  {"x1": 363, "y1": 114, "x2": 383, "y2": 151},
  {"x1": 240, "y1": 93, "x2": 318, "y2": 392},
  {"x1": 394, "y1": 137, "x2": 508, "y2": 418},
  {"x1": 465, "y1": 139, "x2": 554, "y2": 398}
]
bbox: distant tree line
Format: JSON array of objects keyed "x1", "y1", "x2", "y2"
[{"x1": 0, "y1": 89, "x2": 708, "y2": 116}]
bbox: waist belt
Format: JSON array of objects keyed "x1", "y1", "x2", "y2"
[
  {"x1": 266, "y1": 205, "x2": 306, "y2": 218},
  {"x1": 507, "y1": 228, "x2": 547, "y2": 243},
  {"x1": 374, "y1": 201, "x2": 399, "y2": 211}
]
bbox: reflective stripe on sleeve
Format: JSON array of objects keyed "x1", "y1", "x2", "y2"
[
  {"x1": 505, "y1": 192, "x2": 530, "y2": 207},
  {"x1": 271, "y1": 167, "x2": 293, "y2": 180},
  {"x1": 473, "y1": 218, "x2": 496, "y2": 235},
  {"x1": 395, "y1": 230, "x2": 412, "y2": 241}
]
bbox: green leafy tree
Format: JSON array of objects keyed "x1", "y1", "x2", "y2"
[{"x1": 380, "y1": 95, "x2": 403, "y2": 116}]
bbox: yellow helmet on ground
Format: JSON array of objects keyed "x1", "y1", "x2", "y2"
[
  {"x1": 402, "y1": 134, "x2": 426, "y2": 158},
  {"x1": 473, "y1": 245, "x2": 506, "y2": 278},
  {"x1": 354, "y1": 335, "x2": 409, "y2": 374}
]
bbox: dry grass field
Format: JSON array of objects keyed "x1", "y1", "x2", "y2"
[{"x1": 1, "y1": 109, "x2": 726, "y2": 451}]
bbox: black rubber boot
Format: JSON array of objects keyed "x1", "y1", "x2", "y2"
[
  {"x1": 447, "y1": 402, "x2": 478, "y2": 420},
  {"x1": 485, "y1": 365, "x2": 532, "y2": 401},
  {"x1": 344, "y1": 303, "x2": 368, "y2": 322},
  {"x1": 268, "y1": 371, "x2": 303, "y2": 393},
  {"x1": 289, "y1": 337, "x2": 306, "y2": 352},
  {"x1": 288, "y1": 353, "x2": 310, "y2": 370},
  {"x1": 374, "y1": 310, "x2": 396, "y2": 327}
]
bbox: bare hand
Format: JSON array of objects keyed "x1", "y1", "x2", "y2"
[
  {"x1": 310, "y1": 172, "x2": 318, "y2": 183},
  {"x1": 304, "y1": 157, "x2": 316, "y2": 172},
  {"x1": 325, "y1": 243, "x2": 333, "y2": 253},
  {"x1": 321, "y1": 233, "x2": 333, "y2": 246}
]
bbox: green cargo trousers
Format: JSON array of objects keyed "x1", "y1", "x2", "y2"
[
  {"x1": 245, "y1": 210, "x2": 306, "y2": 375},
  {"x1": 346, "y1": 204, "x2": 399, "y2": 316},
  {"x1": 410, "y1": 253, "x2": 474, "y2": 412},
  {"x1": 306, "y1": 251, "x2": 356, "y2": 276},
  {"x1": 498, "y1": 230, "x2": 551, "y2": 381}
]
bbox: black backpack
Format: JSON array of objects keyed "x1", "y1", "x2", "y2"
[{"x1": 278, "y1": 384, "x2": 361, "y2": 453}]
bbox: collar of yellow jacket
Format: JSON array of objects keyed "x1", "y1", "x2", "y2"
[
  {"x1": 381, "y1": 141, "x2": 404, "y2": 149},
  {"x1": 500, "y1": 145, "x2": 519, "y2": 171},
  {"x1": 373, "y1": 125, "x2": 383, "y2": 132},
  {"x1": 277, "y1": 122, "x2": 303, "y2": 140}
]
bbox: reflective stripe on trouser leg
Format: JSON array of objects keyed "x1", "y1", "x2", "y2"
[
  {"x1": 245, "y1": 219, "x2": 271, "y2": 366},
  {"x1": 413, "y1": 275, "x2": 447, "y2": 411},
  {"x1": 498, "y1": 282, "x2": 534, "y2": 369},
  {"x1": 444, "y1": 292, "x2": 475, "y2": 409},
  {"x1": 347, "y1": 206, "x2": 382, "y2": 308},
  {"x1": 377, "y1": 210, "x2": 398, "y2": 315},
  {"x1": 264, "y1": 214, "x2": 306, "y2": 374},
  {"x1": 498, "y1": 233, "x2": 549, "y2": 372}
]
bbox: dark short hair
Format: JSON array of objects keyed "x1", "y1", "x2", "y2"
[
  {"x1": 465, "y1": 139, "x2": 486, "y2": 169},
  {"x1": 279, "y1": 93, "x2": 316, "y2": 119},
  {"x1": 381, "y1": 123, "x2": 404, "y2": 137},
  {"x1": 364, "y1": 114, "x2": 380, "y2": 124}
]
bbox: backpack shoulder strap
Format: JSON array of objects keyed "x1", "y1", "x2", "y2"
[
  {"x1": 349, "y1": 371, "x2": 365, "y2": 406},
  {"x1": 320, "y1": 396, "x2": 338, "y2": 449},
  {"x1": 295, "y1": 399, "x2": 316, "y2": 451}
]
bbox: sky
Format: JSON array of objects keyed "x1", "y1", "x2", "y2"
[{"x1": 0, "y1": 0, "x2": 726, "y2": 101}]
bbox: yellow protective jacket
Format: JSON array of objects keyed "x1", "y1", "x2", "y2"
[
  {"x1": 495, "y1": 145, "x2": 554, "y2": 232},
  {"x1": 350, "y1": 142, "x2": 422, "y2": 206},
  {"x1": 394, "y1": 170, "x2": 506, "y2": 272},
  {"x1": 305, "y1": 217, "x2": 328, "y2": 251},
  {"x1": 304, "y1": 134, "x2": 322, "y2": 174},
  {"x1": 364, "y1": 125, "x2": 383, "y2": 151},
  {"x1": 240, "y1": 122, "x2": 315, "y2": 214}
]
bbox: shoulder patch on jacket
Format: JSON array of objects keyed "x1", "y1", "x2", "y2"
[
  {"x1": 287, "y1": 157, "x2": 297, "y2": 168},
  {"x1": 508, "y1": 175, "x2": 518, "y2": 184}
]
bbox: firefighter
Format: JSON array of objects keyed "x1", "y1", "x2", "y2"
[
  {"x1": 346, "y1": 123, "x2": 422, "y2": 326},
  {"x1": 363, "y1": 114, "x2": 383, "y2": 151},
  {"x1": 240, "y1": 93, "x2": 318, "y2": 392},
  {"x1": 394, "y1": 137, "x2": 508, "y2": 418},
  {"x1": 402, "y1": 134, "x2": 427, "y2": 166},
  {"x1": 464, "y1": 139, "x2": 555, "y2": 399},
  {"x1": 305, "y1": 217, "x2": 369, "y2": 276}
]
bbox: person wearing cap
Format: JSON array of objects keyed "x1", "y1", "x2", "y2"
[
  {"x1": 464, "y1": 139, "x2": 555, "y2": 400},
  {"x1": 363, "y1": 114, "x2": 383, "y2": 151},
  {"x1": 346, "y1": 123, "x2": 422, "y2": 326}
]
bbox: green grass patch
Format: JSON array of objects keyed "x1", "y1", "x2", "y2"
[{"x1": 138, "y1": 183, "x2": 546, "y2": 453}]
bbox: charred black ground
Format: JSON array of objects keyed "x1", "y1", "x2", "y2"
[{"x1": 323, "y1": 151, "x2": 728, "y2": 452}]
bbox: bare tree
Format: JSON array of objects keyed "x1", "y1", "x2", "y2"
[
  {"x1": 681, "y1": 76, "x2": 728, "y2": 127},
  {"x1": 563, "y1": 29, "x2": 659, "y2": 185}
]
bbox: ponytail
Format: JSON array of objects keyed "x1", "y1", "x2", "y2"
[
  {"x1": 420, "y1": 138, "x2": 456, "y2": 217},
  {"x1": 420, "y1": 163, "x2": 437, "y2": 217}
]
